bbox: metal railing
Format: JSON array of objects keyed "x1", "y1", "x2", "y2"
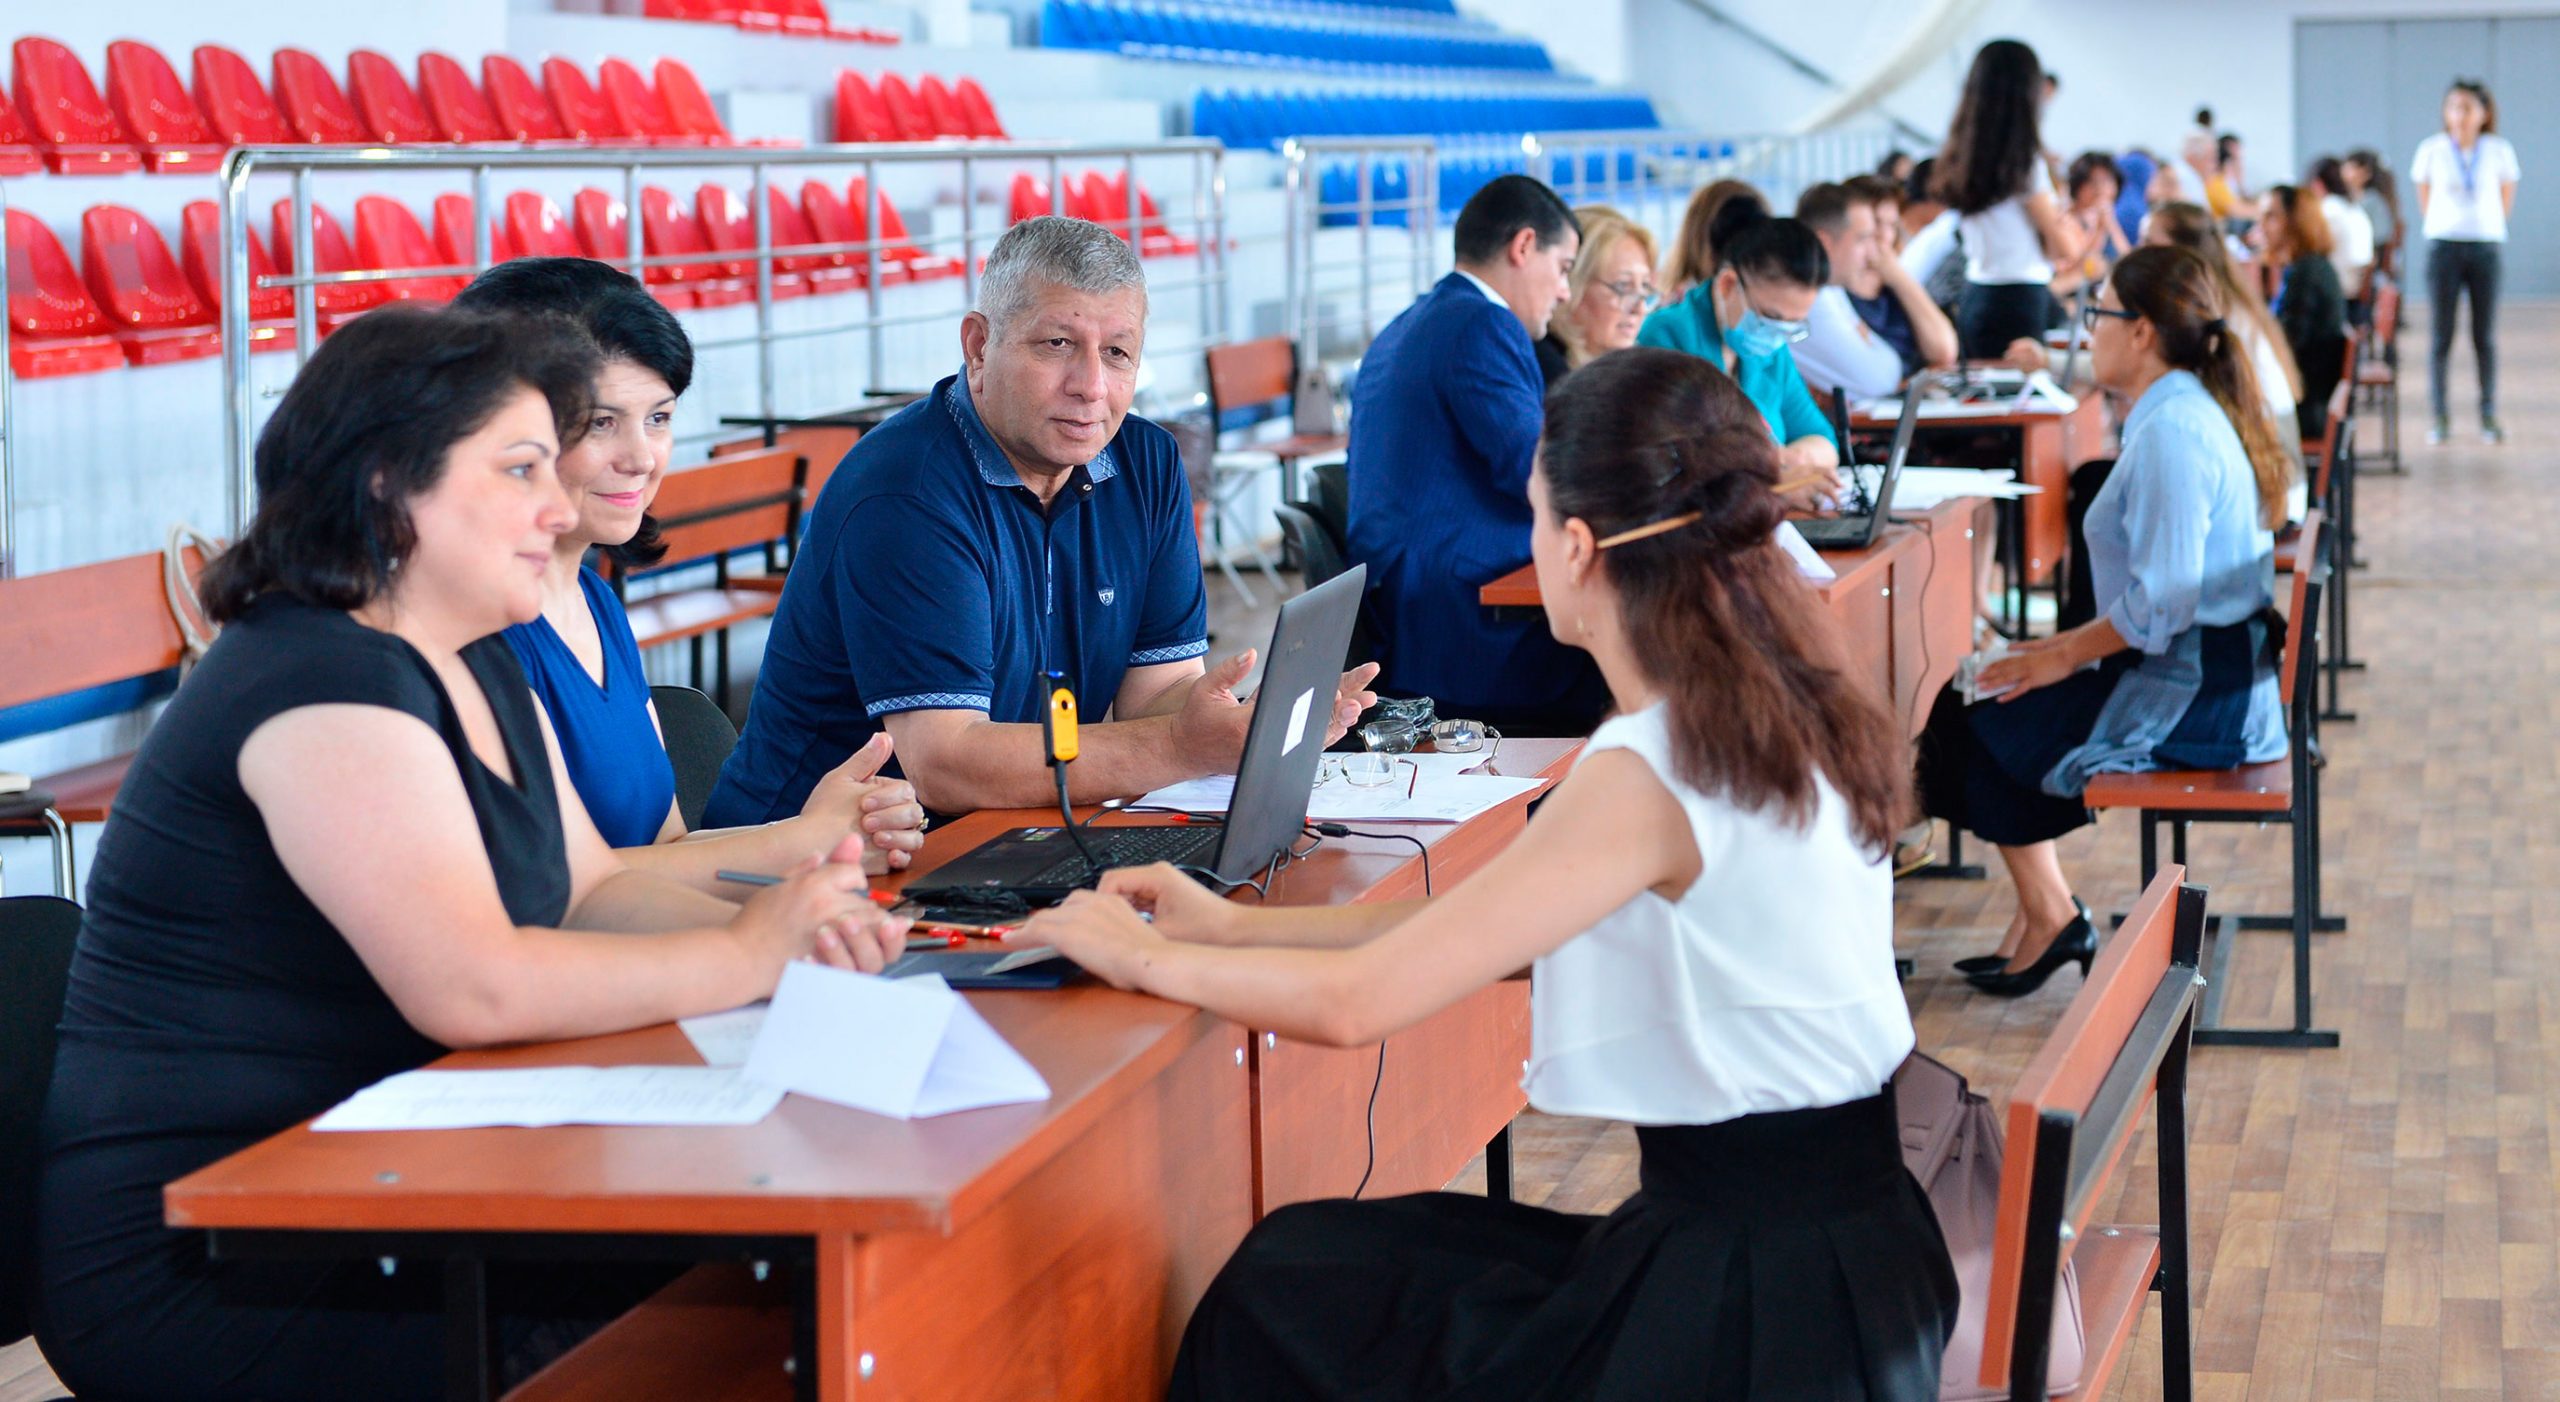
[
  {"x1": 215, "y1": 139, "x2": 1231, "y2": 533},
  {"x1": 1280, "y1": 136, "x2": 1438, "y2": 365},
  {"x1": 0, "y1": 180, "x2": 15, "y2": 580}
]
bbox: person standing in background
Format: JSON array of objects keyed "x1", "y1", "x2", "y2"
[
  {"x1": 1933, "y1": 40, "x2": 2093, "y2": 360},
  {"x1": 2411, "y1": 79, "x2": 2520, "y2": 446}
]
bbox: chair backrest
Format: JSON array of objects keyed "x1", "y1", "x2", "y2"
[
  {"x1": 649, "y1": 685, "x2": 739, "y2": 831},
  {"x1": 573, "y1": 187, "x2": 638, "y2": 266},
  {"x1": 607, "y1": 447, "x2": 806, "y2": 578},
  {"x1": 506, "y1": 190, "x2": 581, "y2": 259},
  {"x1": 916, "y1": 74, "x2": 969, "y2": 138},
  {"x1": 1008, "y1": 172, "x2": 1055, "y2": 226},
  {"x1": 482, "y1": 54, "x2": 568, "y2": 142},
  {"x1": 432, "y1": 192, "x2": 516, "y2": 270},
  {"x1": 1980, "y1": 867, "x2": 2203, "y2": 1399},
  {"x1": 272, "y1": 47, "x2": 366, "y2": 144},
  {"x1": 0, "y1": 71, "x2": 42, "y2": 174},
  {"x1": 191, "y1": 43, "x2": 294, "y2": 145},
  {"x1": 82, "y1": 204, "x2": 213, "y2": 332},
  {"x1": 5, "y1": 208, "x2": 115, "y2": 339},
  {"x1": 598, "y1": 57, "x2": 683, "y2": 143},
  {"x1": 353, "y1": 195, "x2": 464, "y2": 302},
  {"x1": 271, "y1": 199, "x2": 388, "y2": 314},
  {"x1": 2278, "y1": 510, "x2": 2322, "y2": 713},
  {"x1": 180, "y1": 201, "x2": 293, "y2": 321},
  {"x1": 103, "y1": 40, "x2": 215, "y2": 151},
  {"x1": 2369, "y1": 278, "x2": 2399, "y2": 345},
  {"x1": 712, "y1": 425, "x2": 859, "y2": 502},
  {"x1": 2308, "y1": 376, "x2": 2354, "y2": 507},
  {"x1": 953, "y1": 76, "x2": 1006, "y2": 139},
  {"x1": 542, "y1": 57, "x2": 621, "y2": 143},
  {"x1": 874, "y1": 72, "x2": 933, "y2": 141},
  {"x1": 832, "y1": 69, "x2": 892, "y2": 143},
  {"x1": 13, "y1": 36, "x2": 136, "y2": 158},
  {"x1": 0, "y1": 895, "x2": 83, "y2": 1349},
  {"x1": 654, "y1": 58, "x2": 731, "y2": 144},
  {"x1": 417, "y1": 51, "x2": 505, "y2": 143},
  {"x1": 845, "y1": 178, "x2": 925, "y2": 259},
  {"x1": 696, "y1": 184, "x2": 806, "y2": 275},
  {"x1": 347, "y1": 49, "x2": 440, "y2": 144},
  {"x1": 0, "y1": 548, "x2": 198, "y2": 710},
  {"x1": 757, "y1": 185, "x2": 833, "y2": 270},
  {"x1": 1206, "y1": 336, "x2": 1298, "y2": 426},
  {"x1": 639, "y1": 185, "x2": 734, "y2": 281}
]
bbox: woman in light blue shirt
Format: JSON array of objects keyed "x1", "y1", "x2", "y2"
[{"x1": 1917, "y1": 245, "x2": 2293, "y2": 996}]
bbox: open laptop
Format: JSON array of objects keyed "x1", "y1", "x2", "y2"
[
  {"x1": 901, "y1": 564, "x2": 1369, "y2": 909},
  {"x1": 1796, "y1": 385, "x2": 1920, "y2": 551}
]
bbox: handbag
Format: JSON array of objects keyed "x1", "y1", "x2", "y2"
[
  {"x1": 163, "y1": 524, "x2": 224, "y2": 672},
  {"x1": 1893, "y1": 1051, "x2": 2086, "y2": 1400},
  {"x1": 1291, "y1": 358, "x2": 1340, "y2": 437}
]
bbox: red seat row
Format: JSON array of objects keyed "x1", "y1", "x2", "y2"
[
  {"x1": 7, "y1": 201, "x2": 295, "y2": 375},
  {"x1": 644, "y1": 0, "x2": 900, "y2": 43},
  {"x1": 833, "y1": 70, "x2": 1009, "y2": 142},
  {"x1": 1009, "y1": 170, "x2": 1200, "y2": 257},
  {"x1": 0, "y1": 36, "x2": 761, "y2": 174}
]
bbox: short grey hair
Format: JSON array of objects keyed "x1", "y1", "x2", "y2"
[{"x1": 975, "y1": 216, "x2": 1148, "y2": 335}]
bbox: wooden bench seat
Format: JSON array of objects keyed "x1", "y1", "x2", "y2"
[
  {"x1": 2084, "y1": 759, "x2": 2289, "y2": 816},
  {"x1": 23, "y1": 753, "x2": 139, "y2": 826},
  {"x1": 607, "y1": 446, "x2": 806, "y2": 708},
  {"x1": 623, "y1": 586, "x2": 783, "y2": 651},
  {"x1": 2059, "y1": 1227, "x2": 2164, "y2": 1401},
  {"x1": 508, "y1": 1264, "x2": 792, "y2": 1402}
]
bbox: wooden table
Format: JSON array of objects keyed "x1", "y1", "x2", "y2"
[
  {"x1": 1476, "y1": 501, "x2": 1987, "y2": 741},
  {"x1": 164, "y1": 740, "x2": 1579, "y2": 1402}
]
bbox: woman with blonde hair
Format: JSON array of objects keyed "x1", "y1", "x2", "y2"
[{"x1": 1536, "y1": 207, "x2": 1660, "y2": 385}]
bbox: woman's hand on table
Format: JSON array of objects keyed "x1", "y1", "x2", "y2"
[
  {"x1": 1093, "y1": 862, "x2": 1241, "y2": 946},
  {"x1": 799, "y1": 732, "x2": 928, "y2": 872},
  {"x1": 1015, "y1": 889, "x2": 1172, "y2": 991},
  {"x1": 733, "y1": 832, "x2": 910, "y2": 974}
]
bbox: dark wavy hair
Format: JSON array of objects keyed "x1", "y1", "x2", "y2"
[
  {"x1": 200, "y1": 305, "x2": 601, "y2": 623},
  {"x1": 1539, "y1": 348, "x2": 1907, "y2": 854},
  {"x1": 2447, "y1": 78, "x2": 2497, "y2": 135},
  {"x1": 1717, "y1": 211, "x2": 1829, "y2": 292},
  {"x1": 452, "y1": 257, "x2": 694, "y2": 568},
  {"x1": 1935, "y1": 39, "x2": 2047, "y2": 215}
]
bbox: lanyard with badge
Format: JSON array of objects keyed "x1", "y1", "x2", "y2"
[{"x1": 2452, "y1": 138, "x2": 2484, "y2": 198}]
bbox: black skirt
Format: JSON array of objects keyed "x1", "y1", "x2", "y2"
[
  {"x1": 1167, "y1": 1092, "x2": 1958, "y2": 1401},
  {"x1": 1955, "y1": 282, "x2": 2055, "y2": 360}
]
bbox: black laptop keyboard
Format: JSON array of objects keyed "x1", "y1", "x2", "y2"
[{"x1": 1019, "y1": 825, "x2": 1222, "y2": 888}]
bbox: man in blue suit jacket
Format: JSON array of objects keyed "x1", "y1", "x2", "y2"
[{"x1": 1347, "y1": 175, "x2": 1608, "y2": 735}]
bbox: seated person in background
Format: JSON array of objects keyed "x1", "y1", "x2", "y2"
[
  {"x1": 1661, "y1": 178, "x2": 1765, "y2": 302},
  {"x1": 2305, "y1": 155, "x2": 2376, "y2": 294},
  {"x1": 2204, "y1": 133, "x2": 2249, "y2": 221},
  {"x1": 1878, "y1": 147, "x2": 1916, "y2": 187},
  {"x1": 1347, "y1": 174, "x2": 1605, "y2": 737},
  {"x1": 706, "y1": 217, "x2": 1378, "y2": 821},
  {"x1": 34, "y1": 306, "x2": 902, "y2": 1402},
  {"x1": 450, "y1": 259, "x2": 928, "y2": 881},
  {"x1": 1917, "y1": 246, "x2": 2291, "y2": 997},
  {"x1": 2146, "y1": 155, "x2": 2190, "y2": 216},
  {"x1": 1791, "y1": 181, "x2": 1956, "y2": 398},
  {"x1": 1638, "y1": 208, "x2": 1843, "y2": 504},
  {"x1": 1536, "y1": 206, "x2": 1658, "y2": 387},
  {"x1": 2340, "y1": 149, "x2": 2402, "y2": 260},
  {"x1": 2142, "y1": 201, "x2": 2306, "y2": 508},
  {"x1": 1898, "y1": 157, "x2": 1968, "y2": 313},
  {"x1": 2113, "y1": 148, "x2": 2161, "y2": 242},
  {"x1": 1025, "y1": 349, "x2": 1958, "y2": 1401},
  {"x1": 1850, "y1": 172, "x2": 1907, "y2": 255},
  {"x1": 2258, "y1": 184, "x2": 2349, "y2": 444},
  {"x1": 2051, "y1": 151, "x2": 2133, "y2": 301}
]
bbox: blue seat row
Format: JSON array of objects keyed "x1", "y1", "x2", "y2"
[
  {"x1": 1192, "y1": 88, "x2": 1659, "y2": 147},
  {"x1": 1043, "y1": 0, "x2": 1551, "y2": 72}
]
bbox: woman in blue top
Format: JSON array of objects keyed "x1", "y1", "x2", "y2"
[
  {"x1": 453, "y1": 259, "x2": 928, "y2": 886},
  {"x1": 1917, "y1": 245, "x2": 2293, "y2": 996},
  {"x1": 1636, "y1": 210, "x2": 1842, "y2": 509}
]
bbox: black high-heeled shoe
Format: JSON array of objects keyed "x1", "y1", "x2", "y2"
[
  {"x1": 1967, "y1": 907, "x2": 2098, "y2": 998},
  {"x1": 1954, "y1": 898, "x2": 2090, "y2": 975}
]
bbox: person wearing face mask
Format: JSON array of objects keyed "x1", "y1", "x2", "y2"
[
  {"x1": 448, "y1": 260, "x2": 929, "y2": 881},
  {"x1": 1789, "y1": 181, "x2": 1957, "y2": 399},
  {"x1": 1536, "y1": 206, "x2": 1658, "y2": 387},
  {"x1": 706, "y1": 217, "x2": 1381, "y2": 821},
  {"x1": 1347, "y1": 174, "x2": 1606, "y2": 737},
  {"x1": 1637, "y1": 208, "x2": 1842, "y2": 505}
]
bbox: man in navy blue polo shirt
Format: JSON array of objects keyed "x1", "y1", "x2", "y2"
[{"x1": 705, "y1": 218, "x2": 1378, "y2": 822}]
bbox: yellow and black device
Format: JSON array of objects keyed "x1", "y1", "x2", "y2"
[{"x1": 1042, "y1": 673, "x2": 1079, "y2": 767}]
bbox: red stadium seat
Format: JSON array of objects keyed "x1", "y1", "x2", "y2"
[
  {"x1": 643, "y1": 0, "x2": 743, "y2": 21},
  {"x1": 695, "y1": 184, "x2": 812, "y2": 298},
  {"x1": 270, "y1": 199, "x2": 392, "y2": 329},
  {"x1": 573, "y1": 188, "x2": 698, "y2": 309},
  {"x1": 191, "y1": 44, "x2": 296, "y2": 146},
  {"x1": 354, "y1": 195, "x2": 467, "y2": 302},
  {"x1": 5, "y1": 209, "x2": 129, "y2": 376},
  {"x1": 799, "y1": 180, "x2": 907, "y2": 286},
  {"x1": 504, "y1": 191, "x2": 582, "y2": 260},
  {"x1": 1009, "y1": 172, "x2": 1057, "y2": 226},
  {"x1": 418, "y1": 52, "x2": 507, "y2": 144},
  {"x1": 80, "y1": 205, "x2": 221, "y2": 364},
  {"x1": 544, "y1": 58, "x2": 627, "y2": 144},
  {"x1": 638, "y1": 186, "x2": 751, "y2": 304},
  {"x1": 848, "y1": 176, "x2": 957, "y2": 278},
  {"x1": 597, "y1": 57, "x2": 690, "y2": 145},
  {"x1": 12, "y1": 36, "x2": 143, "y2": 173},
  {"x1": 272, "y1": 48, "x2": 367, "y2": 145},
  {"x1": 433, "y1": 193, "x2": 518, "y2": 271},
  {"x1": 482, "y1": 54, "x2": 571, "y2": 143},
  {"x1": 1101, "y1": 170, "x2": 1200, "y2": 256},
  {"x1": 873, "y1": 73, "x2": 933, "y2": 141},
  {"x1": 953, "y1": 77, "x2": 1006, "y2": 139},
  {"x1": 348, "y1": 50, "x2": 441, "y2": 144},
  {"x1": 0, "y1": 74, "x2": 43, "y2": 175},
  {"x1": 772, "y1": 0, "x2": 844, "y2": 37},
  {"x1": 1064, "y1": 169, "x2": 1113, "y2": 225},
  {"x1": 654, "y1": 58, "x2": 736, "y2": 145},
  {"x1": 179, "y1": 201, "x2": 297, "y2": 352},
  {"x1": 102, "y1": 41, "x2": 224, "y2": 173},
  {"x1": 832, "y1": 71, "x2": 892, "y2": 143},
  {"x1": 916, "y1": 75, "x2": 969, "y2": 139},
  {"x1": 764, "y1": 184, "x2": 856, "y2": 290}
]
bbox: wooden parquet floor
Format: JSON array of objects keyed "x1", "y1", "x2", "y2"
[{"x1": 6, "y1": 301, "x2": 2555, "y2": 1401}]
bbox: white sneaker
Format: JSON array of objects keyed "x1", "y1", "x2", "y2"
[
  {"x1": 2427, "y1": 418, "x2": 2450, "y2": 446},
  {"x1": 2483, "y1": 418, "x2": 2506, "y2": 445}
]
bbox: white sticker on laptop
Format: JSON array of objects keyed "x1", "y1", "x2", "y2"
[{"x1": 1281, "y1": 688, "x2": 1317, "y2": 756}]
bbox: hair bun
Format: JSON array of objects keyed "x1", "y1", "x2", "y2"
[{"x1": 1665, "y1": 425, "x2": 1785, "y2": 554}]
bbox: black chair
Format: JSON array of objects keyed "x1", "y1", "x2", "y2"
[
  {"x1": 3, "y1": 895, "x2": 83, "y2": 1351},
  {"x1": 1274, "y1": 490, "x2": 1377, "y2": 671},
  {"x1": 651, "y1": 685, "x2": 739, "y2": 832}
]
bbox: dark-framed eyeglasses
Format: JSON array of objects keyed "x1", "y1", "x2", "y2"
[{"x1": 2080, "y1": 304, "x2": 2140, "y2": 330}]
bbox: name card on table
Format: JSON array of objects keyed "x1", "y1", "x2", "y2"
[{"x1": 741, "y1": 962, "x2": 1051, "y2": 1119}]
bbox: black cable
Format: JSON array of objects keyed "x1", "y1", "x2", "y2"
[
  {"x1": 1352, "y1": 1038, "x2": 1386, "y2": 1199},
  {"x1": 1292, "y1": 822, "x2": 1416, "y2": 1202},
  {"x1": 1306, "y1": 823, "x2": 1432, "y2": 895},
  {"x1": 1054, "y1": 763, "x2": 1104, "y2": 878}
]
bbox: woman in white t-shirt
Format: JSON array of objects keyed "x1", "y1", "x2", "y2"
[
  {"x1": 2412, "y1": 79, "x2": 2521, "y2": 445},
  {"x1": 1022, "y1": 347, "x2": 1959, "y2": 1401},
  {"x1": 1932, "y1": 39, "x2": 2093, "y2": 360}
]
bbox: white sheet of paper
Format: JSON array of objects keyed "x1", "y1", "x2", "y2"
[
  {"x1": 1888, "y1": 468, "x2": 2040, "y2": 511},
  {"x1": 679, "y1": 1004, "x2": 768, "y2": 1068},
  {"x1": 741, "y1": 963, "x2": 1049, "y2": 1120},
  {"x1": 1775, "y1": 521, "x2": 1836, "y2": 580},
  {"x1": 1135, "y1": 759, "x2": 1547, "y2": 825},
  {"x1": 312, "y1": 1067, "x2": 784, "y2": 1131}
]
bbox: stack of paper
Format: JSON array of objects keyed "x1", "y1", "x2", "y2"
[
  {"x1": 1889, "y1": 468, "x2": 2040, "y2": 511},
  {"x1": 1137, "y1": 751, "x2": 1546, "y2": 825},
  {"x1": 312, "y1": 1066, "x2": 784, "y2": 1131}
]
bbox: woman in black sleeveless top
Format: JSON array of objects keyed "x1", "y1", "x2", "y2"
[{"x1": 32, "y1": 307, "x2": 909, "y2": 1402}]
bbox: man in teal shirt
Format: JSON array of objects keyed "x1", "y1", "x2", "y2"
[{"x1": 1638, "y1": 211, "x2": 1843, "y2": 502}]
